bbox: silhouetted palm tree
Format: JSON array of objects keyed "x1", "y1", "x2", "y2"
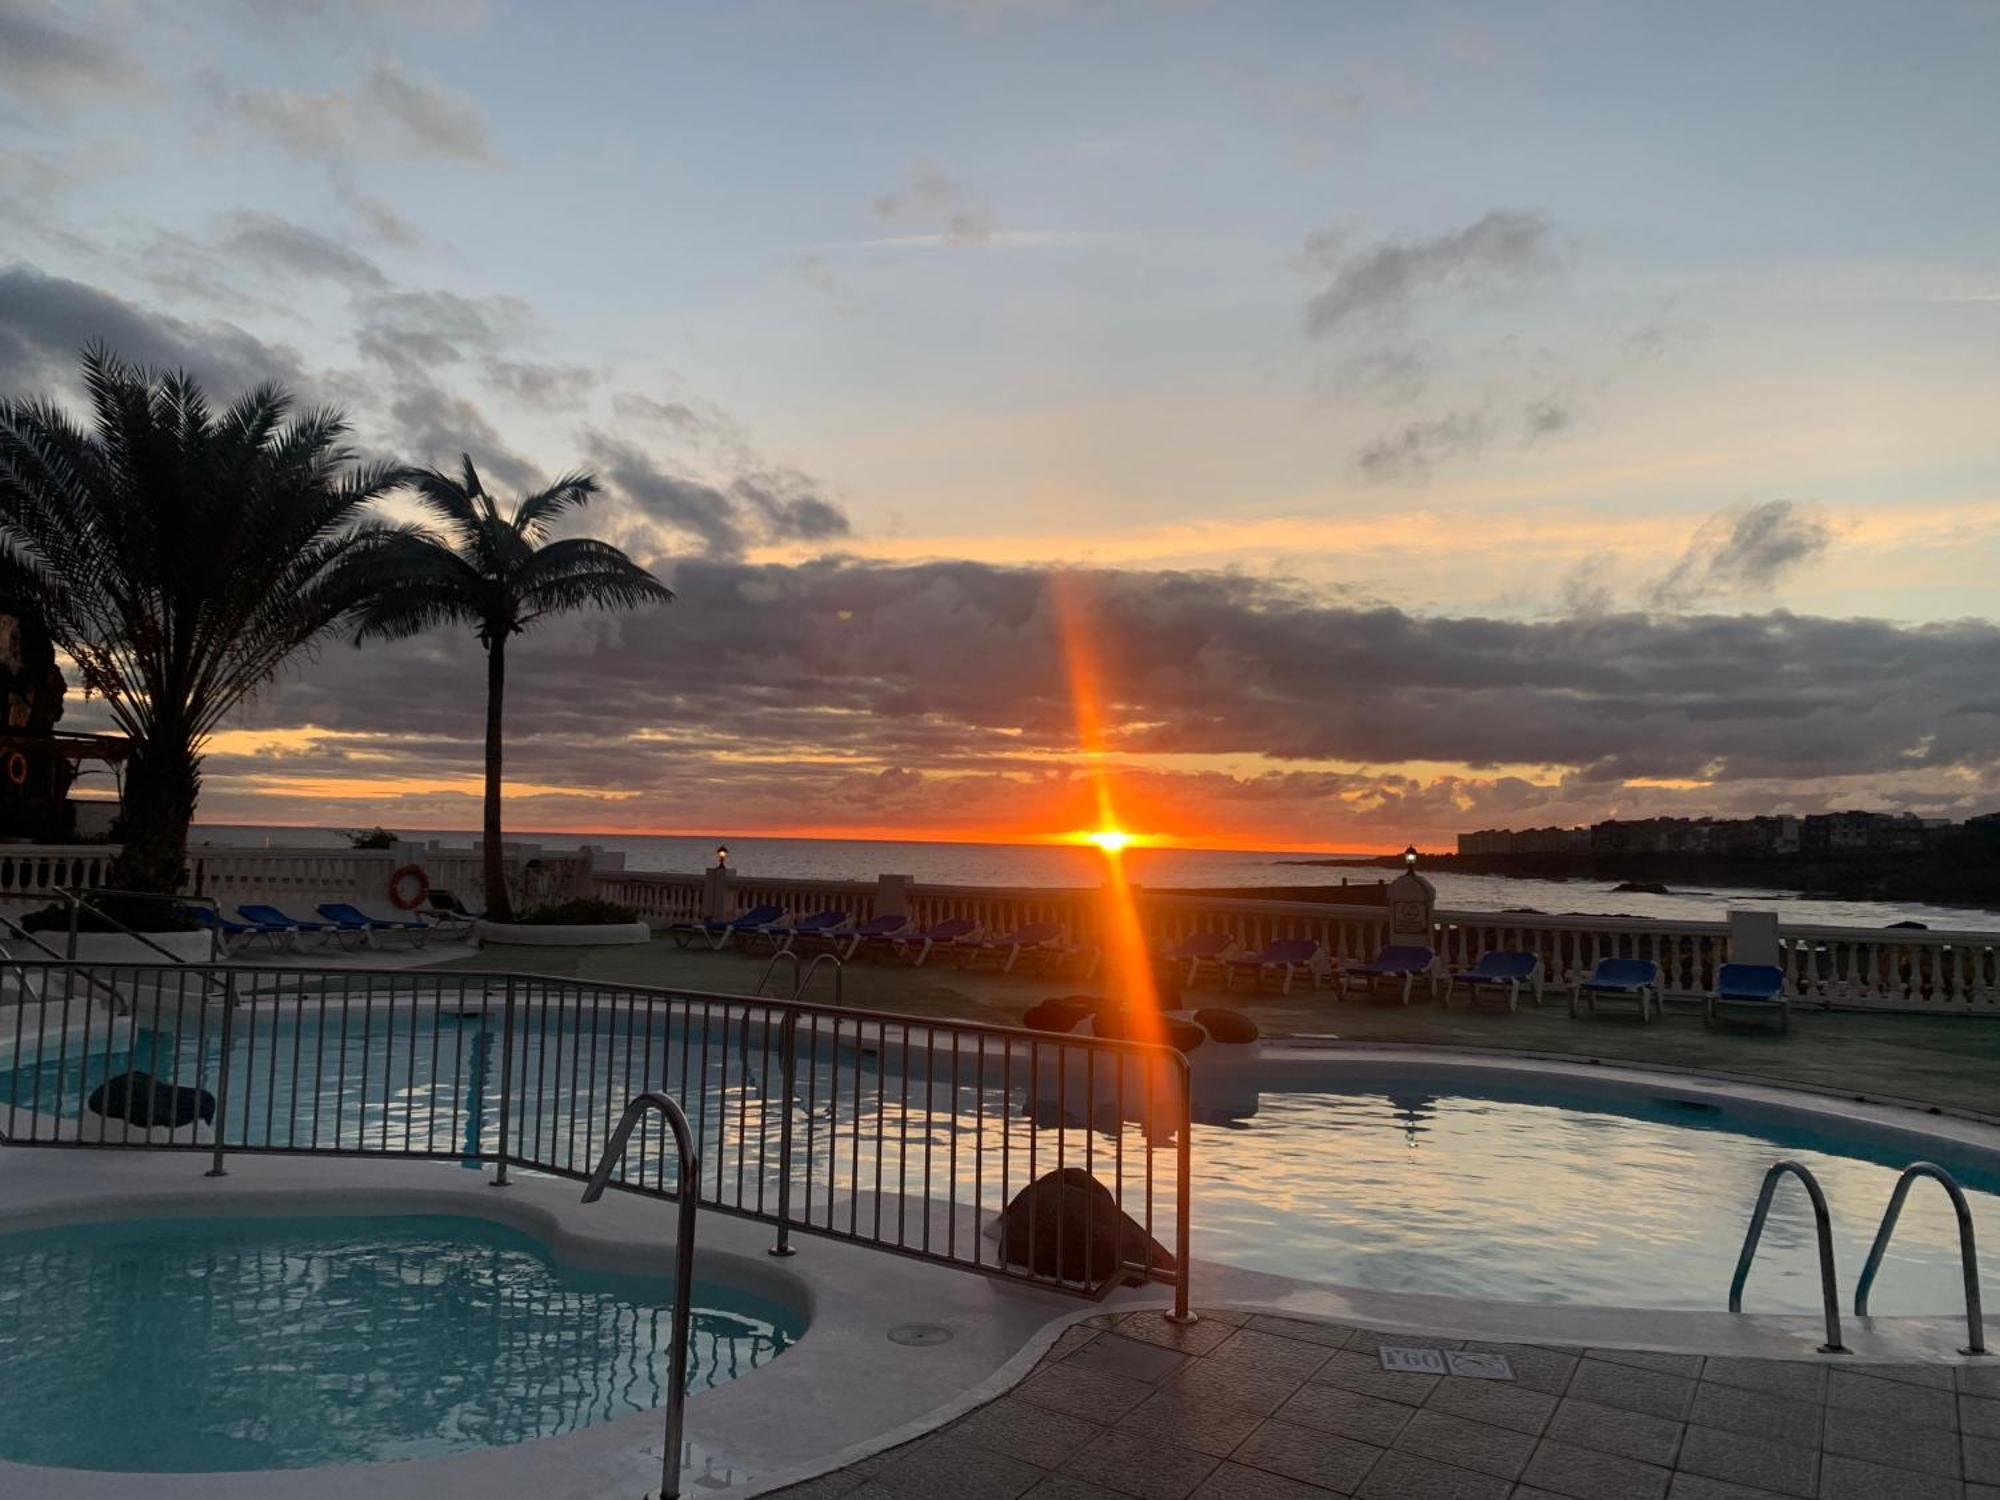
[
  {"x1": 352, "y1": 456, "x2": 670, "y2": 921},
  {"x1": 0, "y1": 348, "x2": 405, "y2": 895}
]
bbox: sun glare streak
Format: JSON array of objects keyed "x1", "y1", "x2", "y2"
[{"x1": 1049, "y1": 574, "x2": 1163, "y2": 1035}]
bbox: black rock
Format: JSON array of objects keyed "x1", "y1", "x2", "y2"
[
  {"x1": 997, "y1": 1167, "x2": 1176, "y2": 1284},
  {"x1": 1193, "y1": 1008, "x2": 1259, "y2": 1044},
  {"x1": 1886, "y1": 920, "x2": 1929, "y2": 930},
  {"x1": 1022, "y1": 996, "x2": 1097, "y2": 1033},
  {"x1": 87, "y1": 1070, "x2": 215, "y2": 1129},
  {"x1": 1611, "y1": 881, "x2": 1672, "y2": 895}
]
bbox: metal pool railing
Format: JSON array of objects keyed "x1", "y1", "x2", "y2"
[{"x1": 0, "y1": 961, "x2": 1194, "y2": 1314}]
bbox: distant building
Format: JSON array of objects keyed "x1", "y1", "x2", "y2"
[
  {"x1": 1457, "y1": 825, "x2": 1587, "y2": 856},
  {"x1": 1459, "y1": 809, "x2": 1951, "y2": 859}
]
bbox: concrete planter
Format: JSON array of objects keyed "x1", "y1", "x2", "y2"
[
  {"x1": 476, "y1": 920, "x2": 651, "y2": 947},
  {"x1": 61, "y1": 930, "x2": 217, "y2": 965}
]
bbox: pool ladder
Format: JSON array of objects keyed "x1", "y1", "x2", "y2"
[
  {"x1": 1729, "y1": 1159, "x2": 1986, "y2": 1356},
  {"x1": 756, "y1": 948, "x2": 844, "y2": 1006},
  {"x1": 581, "y1": 1091, "x2": 701, "y2": 1500}
]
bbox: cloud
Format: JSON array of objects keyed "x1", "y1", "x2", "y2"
[
  {"x1": 486, "y1": 358, "x2": 596, "y2": 408},
  {"x1": 583, "y1": 431, "x2": 851, "y2": 560},
  {"x1": 222, "y1": 59, "x2": 496, "y2": 165},
  {"x1": 0, "y1": 263, "x2": 306, "y2": 393},
  {"x1": 330, "y1": 171, "x2": 424, "y2": 248},
  {"x1": 1354, "y1": 410, "x2": 1488, "y2": 484},
  {"x1": 872, "y1": 158, "x2": 995, "y2": 245},
  {"x1": 1521, "y1": 394, "x2": 1572, "y2": 439},
  {"x1": 1650, "y1": 500, "x2": 1833, "y2": 607},
  {"x1": 216, "y1": 211, "x2": 389, "y2": 289},
  {"x1": 1303, "y1": 209, "x2": 1560, "y2": 338},
  {"x1": 0, "y1": 0, "x2": 145, "y2": 105}
]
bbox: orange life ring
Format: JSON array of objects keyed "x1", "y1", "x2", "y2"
[
  {"x1": 3, "y1": 751, "x2": 26, "y2": 787},
  {"x1": 388, "y1": 864, "x2": 430, "y2": 911}
]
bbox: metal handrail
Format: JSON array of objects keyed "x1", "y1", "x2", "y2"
[
  {"x1": 581, "y1": 1091, "x2": 700, "y2": 1500},
  {"x1": 793, "y1": 952, "x2": 843, "y2": 1007},
  {"x1": 51, "y1": 885, "x2": 233, "y2": 1005},
  {"x1": 1854, "y1": 1161, "x2": 1987, "y2": 1354},
  {"x1": 755, "y1": 948, "x2": 800, "y2": 997},
  {"x1": 1729, "y1": 1159, "x2": 1848, "y2": 1352},
  {"x1": 0, "y1": 913, "x2": 130, "y2": 1012}
]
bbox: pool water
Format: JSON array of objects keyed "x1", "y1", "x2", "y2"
[{"x1": 0, "y1": 1214, "x2": 798, "y2": 1472}]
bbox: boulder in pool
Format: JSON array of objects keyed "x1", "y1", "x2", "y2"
[
  {"x1": 1611, "y1": 881, "x2": 1671, "y2": 895},
  {"x1": 87, "y1": 1070, "x2": 216, "y2": 1129},
  {"x1": 1022, "y1": 996, "x2": 1097, "y2": 1033},
  {"x1": 997, "y1": 1167, "x2": 1175, "y2": 1283},
  {"x1": 1193, "y1": 1008, "x2": 1259, "y2": 1045}
]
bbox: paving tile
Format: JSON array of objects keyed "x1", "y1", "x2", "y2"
[
  {"x1": 1390, "y1": 1409, "x2": 1535, "y2": 1480},
  {"x1": 1520, "y1": 1438, "x2": 1672, "y2": 1500},
  {"x1": 1343, "y1": 1328, "x2": 1465, "y2": 1356},
  {"x1": 1187, "y1": 1460, "x2": 1349, "y2": 1500},
  {"x1": 1065, "y1": 1334, "x2": 1190, "y2": 1385},
  {"x1": 1687, "y1": 1383, "x2": 1822, "y2": 1449},
  {"x1": 1821, "y1": 1402, "x2": 1963, "y2": 1479},
  {"x1": 1662, "y1": 1477, "x2": 1792, "y2": 1500},
  {"x1": 880, "y1": 1434, "x2": 1048, "y2": 1500},
  {"x1": 1698, "y1": 1357, "x2": 1828, "y2": 1405},
  {"x1": 1966, "y1": 1393, "x2": 2000, "y2": 1439},
  {"x1": 1116, "y1": 1387, "x2": 1267, "y2": 1459},
  {"x1": 1163, "y1": 1355, "x2": 1313, "y2": 1417},
  {"x1": 1568, "y1": 1359, "x2": 1698, "y2": 1421},
  {"x1": 1186, "y1": 1308, "x2": 1256, "y2": 1327},
  {"x1": 1963, "y1": 1365, "x2": 2000, "y2": 1400},
  {"x1": 1826, "y1": 1367, "x2": 1960, "y2": 1430},
  {"x1": 1422, "y1": 1377, "x2": 1558, "y2": 1436},
  {"x1": 1545, "y1": 1397, "x2": 1683, "y2": 1467},
  {"x1": 1818, "y1": 1453, "x2": 1963, "y2": 1500},
  {"x1": 1970, "y1": 1484, "x2": 2000, "y2": 1500},
  {"x1": 1244, "y1": 1314, "x2": 1359, "y2": 1349},
  {"x1": 1017, "y1": 1362, "x2": 1158, "y2": 1424},
  {"x1": 1971, "y1": 1434, "x2": 2000, "y2": 1486},
  {"x1": 1232, "y1": 1417, "x2": 1383, "y2": 1494},
  {"x1": 1044, "y1": 1325, "x2": 1104, "y2": 1366},
  {"x1": 1676, "y1": 1426, "x2": 1817, "y2": 1499},
  {"x1": 1458, "y1": 1341, "x2": 1578, "y2": 1397},
  {"x1": 954, "y1": 1396, "x2": 1105, "y2": 1468},
  {"x1": 770, "y1": 1468, "x2": 871, "y2": 1500},
  {"x1": 1274, "y1": 1382, "x2": 1414, "y2": 1447},
  {"x1": 1061, "y1": 1428, "x2": 1220, "y2": 1500},
  {"x1": 1025, "y1": 1476, "x2": 1134, "y2": 1500},
  {"x1": 1585, "y1": 1349, "x2": 1708, "y2": 1378},
  {"x1": 1353, "y1": 1449, "x2": 1510, "y2": 1499},
  {"x1": 1206, "y1": 1329, "x2": 1338, "y2": 1381},
  {"x1": 1307, "y1": 1349, "x2": 1441, "y2": 1406},
  {"x1": 1117, "y1": 1313, "x2": 1239, "y2": 1356},
  {"x1": 1842, "y1": 1361, "x2": 1955, "y2": 1390},
  {"x1": 1509, "y1": 1490, "x2": 1575, "y2": 1500}
]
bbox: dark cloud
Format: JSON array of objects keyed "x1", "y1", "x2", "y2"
[
  {"x1": 872, "y1": 158, "x2": 995, "y2": 245},
  {"x1": 0, "y1": 263, "x2": 305, "y2": 393},
  {"x1": 351, "y1": 288, "x2": 539, "y2": 478},
  {"x1": 486, "y1": 358, "x2": 596, "y2": 409},
  {"x1": 354, "y1": 288, "x2": 531, "y2": 373},
  {"x1": 386, "y1": 383, "x2": 537, "y2": 489},
  {"x1": 216, "y1": 211, "x2": 388, "y2": 289},
  {"x1": 1651, "y1": 500, "x2": 1833, "y2": 607},
  {"x1": 220, "y1": 60, "x2": 495, "y2": 164},
  {"x1": 1354, "y1": 410, "x2": 1488, "y2": 484},
  {"x1": 330, "y1": 171, "x2": 424, "y2": 248},
  {"x1": 1304, "y1": 209, "x2": 1559, "y2": 338},
  {"x1": 0, "y1": 0, "x2": 144, "y2": 104},
  {"x1": 583, "y1": 432, "x2": 852, "y2": 560},
  {"x1": 1522, "y1": 394, "x2": 1572, "y2": 438}
]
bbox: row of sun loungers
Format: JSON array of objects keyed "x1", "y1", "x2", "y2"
[
  {"x1": 182, "y1": 896, "x2": 480, "y2": 952},
  {"x1": 665, "y1": 908, "x2": 1101, "y2": 976}
]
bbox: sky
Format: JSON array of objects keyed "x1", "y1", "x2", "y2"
[{"x1": 2, "y1": 0, "x2": 1999, "y2": 851}]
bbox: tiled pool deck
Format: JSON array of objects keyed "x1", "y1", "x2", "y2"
[{"x1": 778, "y1": 1308, "x2": 2000, "y2": 1500}]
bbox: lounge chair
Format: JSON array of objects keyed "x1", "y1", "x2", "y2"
[
  {"x1": 1156, "y1": 932, "x2": 1238, "y2": 987},
  {"x1": 667, "y1": 903, "x2": 786, "y2": 950},
  {"x1": 1570, "y1": 957, "x2": 1661, "y2": 1022},
  {"x1": 317, "y1": 902, "x2": 430, "y2": 948},
  {"x1": 1706, "y1": 962, "x2": 1788, "y2": 1031},
  {"x1": 183, "y1": 905, "x2": 293, "y2": 954},
  {"x1": 751, "y1": 908, "x2": 849, "y2": 954},
  {"x1": 422, "y1": 889, "x2": 484, "y2": 936},
  {"x1": 887, "y1": 917, "x2": 978, "y2": 966},
  {"x1": 1223, "y1": 938, "x2": 1320, "y2": 995},
  {"x1": 955, "y1": 921, "x2": 1066, "y2": 974},
  {"x1": 836, "y1": 913, "x2": 909, "y2": 960},
  {"x1": 1340, "y1": 944, "x2": 1438, "y2": 1005},
  {"x1": 1443, "y1": 950, "x2": 1542, "y2": 1011},
  {"x1": 238, "y1": 903, "x2": 345, "y2": 949}
]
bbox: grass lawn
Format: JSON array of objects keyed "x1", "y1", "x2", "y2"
[{"x1": 423, "y1": 936, "x2": 2000, "y2": 1117}]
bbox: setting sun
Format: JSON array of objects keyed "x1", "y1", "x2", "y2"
[{"x1": 1086, "y1": 828, "x2": 1133, "y2": 854}]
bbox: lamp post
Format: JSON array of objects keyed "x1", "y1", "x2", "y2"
[
  {"x1": 715, "y1": 843, "x2": 730, "y2": 869},
  {"x1": 1403, "y1": 844, "x2": 1419, "y2": 870}
]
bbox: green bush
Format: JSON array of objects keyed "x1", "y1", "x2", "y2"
[
  {"x1": 19, "y1": 897, "x2": 200, "y2": 934},
  {"x1": 344, "y1": 826, "x2": 397, "y2": 850},
  {"x1": 511, "y1": 897, "x2": 641, "y2": 926}
]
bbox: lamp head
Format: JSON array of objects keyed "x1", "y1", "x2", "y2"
[
  {"x1": 716, "y1": 844, "x2": 730, "y2": 867},
  {"x1": 1402, "y1": 844, "x2": 1419, "y2": 869}
]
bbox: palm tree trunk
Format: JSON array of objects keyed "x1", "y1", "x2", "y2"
[
  {"x1": 109, "y1": 733, "x2": 200, "y2": 898},
  {"x1": 482, "y1": 636, "x2": 512, "y2": 923}
]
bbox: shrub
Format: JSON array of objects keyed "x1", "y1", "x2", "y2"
[
  {"x1": 511, "y1": 897, "x2": 640, "y2": 926},
  {"x1": 345, "y1": 827, "x2": 397, "y2": 850},
  {"x1": 19, "y1": 897, "x2": 199, "y2": 934}
]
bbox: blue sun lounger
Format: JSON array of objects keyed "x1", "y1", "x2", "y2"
[
  {"x1": 1570, "y1": 957, "x2": 1661, "y2": 1022},
  {"x1": 838, "y1": 913, "x2": 910, "y2": 959},
  {"x1": 183, "y1": 905, "x2": 293, "y2": 954},
  {"x1": 956, "y1": 921, "x2": 1066, "y2": 973},
  {"x1": 318, "y1": 902, "x2": 430, "y2": 947},
  {"x1": 1707, "y1": 962, "x2": 1788, "y2": 1032},
  {"x1": 1157, "y1": 932, "x2": 1238, "y2": 987},
  {"x1": 238, "y1": 903, "x2": 344, "y2": 949},
  {"x1": 887, "y1": 917, "x2": 977, "y2": 966},
  {"x1": 1224, "y1": 938, "x2": 1320, "y2": 996},
  {"x1": 1341, "y1": 944, "x2": 1438, "y2": 1004},
  {"x1": 1444, "y1": 950, "x2": 1542, "y2": 1011},
  {"x1": 668, "y1": 903, "x2": 786, "y2": 950},
  {"x1": 752, "y1": 908, "x2": 849, "y2": 954}
]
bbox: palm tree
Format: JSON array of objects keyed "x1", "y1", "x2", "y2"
[
  {"x1": 0, "y1": 348, "x2": 407, "y2": 896},
  {"x1": 352, "y1": 456, "x2": 670, "y2": 921}
]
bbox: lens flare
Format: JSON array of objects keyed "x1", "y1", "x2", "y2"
[{"x1": 1087, "y1": 829, "x2": 1133, "y2": 854}]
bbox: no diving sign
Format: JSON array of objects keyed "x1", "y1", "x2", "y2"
[{"x1": 1378, "y1": 1346, "x2": 1515, "y2": 1381}]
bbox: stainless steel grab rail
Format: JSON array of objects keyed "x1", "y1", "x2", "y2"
[
  {"x1": 757, "y1": 948, "x2": 844, "y2": 1006},
  {"x1": 581, "y1": 1091, "x2": 700, "y2": 1500},
  {"x1": 755, "y1": 948, "x2": 800, "y2": 997},
  {"x1": 1729, "y1": 1159, "x2": 1848, "y2": 1352},
  {"x1": 1854, "y1": 1161, "x2": 1987, "y2": 1355}
]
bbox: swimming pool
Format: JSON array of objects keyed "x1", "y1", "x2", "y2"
[
  {"x1": 5, "y1": 1005, "x2": 1992, "y2": 1317},
  {"x1": 0, "y1": 1213, "x2": 799, "y2": 1472}
]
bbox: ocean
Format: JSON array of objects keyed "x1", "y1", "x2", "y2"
[{"x1": 191, "y1": 826, "x2": 2000, "y2": 933}]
